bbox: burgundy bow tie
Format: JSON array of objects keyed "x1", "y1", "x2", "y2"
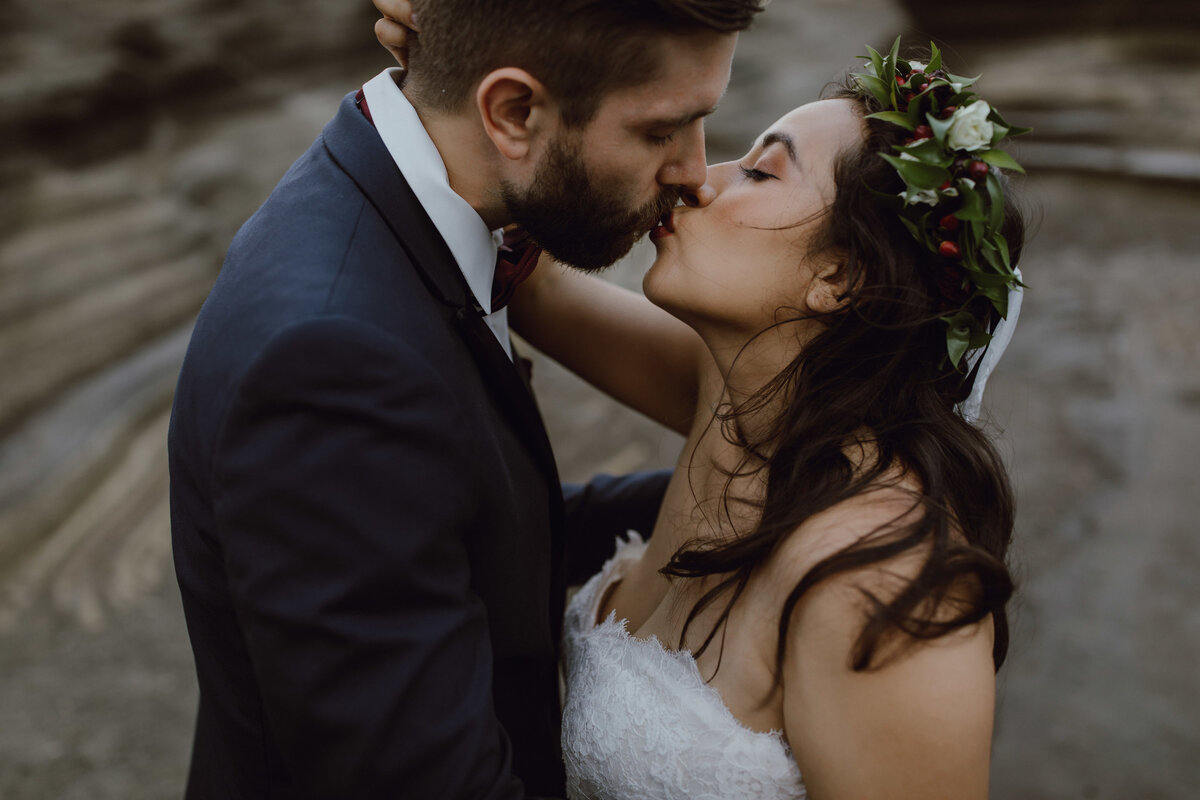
[
  {"x1": 492, "y1": 229, "x2": 541, "y2": 312},
  {"x1": 356, "y1": 88, "x2": 541, "y2": 312}
]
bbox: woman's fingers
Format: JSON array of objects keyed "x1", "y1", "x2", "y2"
[
  {"x1": 372, "y1": 0, "x2": 418, "y2": 29},
  {"x1": 375, "y1": 16, "x2": 411, "y2": 67}
]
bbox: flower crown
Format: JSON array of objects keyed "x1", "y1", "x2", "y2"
[{"x1": 853, "y1": 38, "x2": 1030, "y2": 367}]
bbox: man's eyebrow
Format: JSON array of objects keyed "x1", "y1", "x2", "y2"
[
  {"x1": 760, "y1": 131, "x2": 798, "y2": 164},
  {"x1": 643, "y1": 106, "x2": 718, "y2": 130}
]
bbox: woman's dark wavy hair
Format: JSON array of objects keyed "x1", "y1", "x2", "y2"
[{"x1": 662, "y1": 70, "x2": 1024, "y2": 681}]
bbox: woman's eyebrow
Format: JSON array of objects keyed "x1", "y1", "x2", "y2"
[{"x1": 760, "y1": 131, "x2": 798, "y2": 164}]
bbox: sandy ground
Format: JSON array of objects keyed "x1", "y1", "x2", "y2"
[{"x1": 1, "y1": 1, "x2": 1198, "y2": 797}]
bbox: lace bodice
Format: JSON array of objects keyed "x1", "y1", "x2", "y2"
[{"x1": 561, "y1": 535, "x2": 807, "y2": 800}]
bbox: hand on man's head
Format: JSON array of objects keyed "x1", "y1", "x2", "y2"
[{"x1": 373, "y1": 0, "x2": 418, "y2": 68}]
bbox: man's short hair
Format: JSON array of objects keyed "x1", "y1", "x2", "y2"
[{"x1": 406, "y1": 0, "x2": 764, "y2": 126}]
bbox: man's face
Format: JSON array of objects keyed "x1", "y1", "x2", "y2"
[{"x1": 504, "y1": 31, "x2": 737, "y2": 271}]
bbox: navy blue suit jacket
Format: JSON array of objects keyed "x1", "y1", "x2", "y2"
[{"x1": 169, "y1": 93, "x2": 668, "y2": 799}]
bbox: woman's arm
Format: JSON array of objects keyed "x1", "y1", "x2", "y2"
[
  {"x1": 771, "y1": 495, "x2": 997, "y2": 799},
  {"x1": 510, "y1": 254, "x2": 707, "y2": 435}
]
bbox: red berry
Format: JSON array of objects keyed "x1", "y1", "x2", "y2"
[
  {"x1": 919, "y1": 83, "x2": 931, "y2": 92},
  {"x1": 913, "y1": 125, "x2": 934, "y2": 140},
  {"x1": 939, "y1": 214, "x2": 961, "y2": 231},
  {"x1": 968, "y1": 160, "x2": 990, "y2": 181},
  {"x1": 941, "y1": 105, "x2": 957, "y2": 119},
  {"x1": 896, "y1": 75, "x2": 907, "y2": 85},
  {"x1": 939, "y1": 181, "x2": 953, "y2": 191},
  {"x1": 939, "y1": 241, "x2": 961, "y2": 259}
]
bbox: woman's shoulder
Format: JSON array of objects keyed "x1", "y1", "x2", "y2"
[
  {"x1": 747, "y1": 465, "x2": 992, "y2": 663},
  {"x1": 759, "y1": 471, "x2": 926, "y2": 593}
]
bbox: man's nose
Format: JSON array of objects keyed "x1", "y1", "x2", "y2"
[
  {"x1": 680, "y1": 180, "x2": 715, "y2": 208},
  {"x1": 680, "y1": 156, "x2": 747, "y2": 207},
  {"x1": 661, "y1": 128, "x2": 713, "y2": 206}
]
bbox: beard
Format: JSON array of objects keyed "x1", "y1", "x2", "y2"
[{"x1": 501, "y1": 134, "x2": 680, "y2": 272}]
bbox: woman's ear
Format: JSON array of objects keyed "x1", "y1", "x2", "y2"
[
  {"x1": 805, "y1": 258, "x2": 851, "y2": 315},
  {"x1": 476, "y1": 68, "x2": 555, "y2": 161}
]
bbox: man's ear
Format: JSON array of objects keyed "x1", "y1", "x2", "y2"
[
  {"x1": 806, "y1": 257, "x2": 851, "y2": 315},
  {"x1": 476, "y1": 68, "x2": 555, "y2": 161}
]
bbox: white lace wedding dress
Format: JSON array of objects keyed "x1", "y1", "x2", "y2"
[{"x1": 561, "y1": 534, "x2": 807, "y2": 799}]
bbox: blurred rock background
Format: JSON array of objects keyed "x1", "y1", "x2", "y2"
[{"x1": 1, "y1": 1, "x2": 1196, "y2": 797}]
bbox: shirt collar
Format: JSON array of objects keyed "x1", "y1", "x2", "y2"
[{"x1": 362, "y1": 68, "x2": 504, "y2": 316}]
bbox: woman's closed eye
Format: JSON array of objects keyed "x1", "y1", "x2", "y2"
[{"x1": 740, "y1": 165, "x2": 778, "y2": 182}]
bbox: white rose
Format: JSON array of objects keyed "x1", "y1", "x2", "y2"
[{"x1": 946, "y1": 101, "x2": 994, "y2": 152}]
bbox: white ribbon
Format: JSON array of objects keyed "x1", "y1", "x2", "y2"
[{"x1": 957, "y1": 268, "x2": 1023, "y2": 424}]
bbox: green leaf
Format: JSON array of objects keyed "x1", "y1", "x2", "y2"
[
  {"x1": 927, "y1": 112, "x2": 954, "y2": 144},
  {"x1": 900, "y1": 137, "x2": 953, "y2": 166},
  {"x1": 955, "y1": 184, "x2": 987, "y2": 221},
  {"x1": 877, "y1": 38, "x2": 898, "y2": 96},
  {"x1": 866, "y1": 111, "x2": 916, "y2": 130},
  {"x1": 991, "y1": 232, "x2": 1012, "y2": 271},
  {"x1": 961, "y1": 218, "x2": 982, "y2": 255},
  {"x1": 928, "y1": 42, "x2": 943, "y2": 73},
  {"x1": 969, "y1": 323, "x2": 995, "y2": 350},
  {"x1": 899, "y1": 215, "x2": 922, "y2": 239},
  {"x1": 964, "y1": 272, "x2": 1012, "y2": 291},
  {"x1": 986, "y1": 107, "x2": 1032, "y2": 139},
  {"x1": 942, "y1": 311, "x2": 975, "y2": 367},
  {"x1": 888, "y1": 36, "x2": 902, "y2": 73},
  {"x1": 986, "y1": 172, "x2": 1005, "y2": 230},
  {"x1": 866, "y1": 182, "x2": 905, "y2": 210},
  {"x1": 973, "y1": 279, "x2": 1009, "y2": 316},
  {"x1": 980, "y1": 240, "x2": 1005, "y2": 273},
  {"x1": 979, "y1": 148, "x2": 1026, "y2": 174},
  {"x1": 881, "y1": 154, "x2": 952, "y2": 190},
  {"x1": 969, "y1": 270, "x2": 1015, "y2": 289},
  {"x1": 853, "y1": 73, "x2": 891, "y2": 108},
  {"x1": 865, "y1": 45, "x2": 885, "y2": 79},
  {"x1": 907, "y1": 97, "x2": 926, "y2": 127}
]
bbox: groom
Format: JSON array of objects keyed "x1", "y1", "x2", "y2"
[{"x1": 168, "y1": 0, "x2": 761, "y2": 798}]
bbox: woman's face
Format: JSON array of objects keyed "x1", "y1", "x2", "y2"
[{"x1": 644, "y1": 98, "x2": 864, "y2": 341}]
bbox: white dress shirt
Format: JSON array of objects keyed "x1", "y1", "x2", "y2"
[{"x1": 362, "y1": 68, "x2": 511, "y2": 356}]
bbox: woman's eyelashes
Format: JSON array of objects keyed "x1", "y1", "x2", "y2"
[{"x1": 739, "y1": 164, "x2": 778, "y2": 182}]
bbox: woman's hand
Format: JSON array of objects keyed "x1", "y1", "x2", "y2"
[{"x1": 373, "y1": 0, "x2": 419, "y2": 69}]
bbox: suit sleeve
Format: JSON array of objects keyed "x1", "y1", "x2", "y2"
[
  {"x1": 561, "y1": 469, "x2": 672, "y2": 586},
  {"x1": 211, "y1": 317, "x2": 540, "y2": 800}
]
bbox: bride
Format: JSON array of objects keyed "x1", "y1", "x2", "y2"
[{"x1": 377, "y1": 6, "x2": 1027, "y2": 799}]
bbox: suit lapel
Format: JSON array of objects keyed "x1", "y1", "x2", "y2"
[
  {"x1": 320, "y1": 94, "x2": 563, "y2": 495},
  {"x1": 453, "y1": 310, "x2": 562, "y2": 494}
]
